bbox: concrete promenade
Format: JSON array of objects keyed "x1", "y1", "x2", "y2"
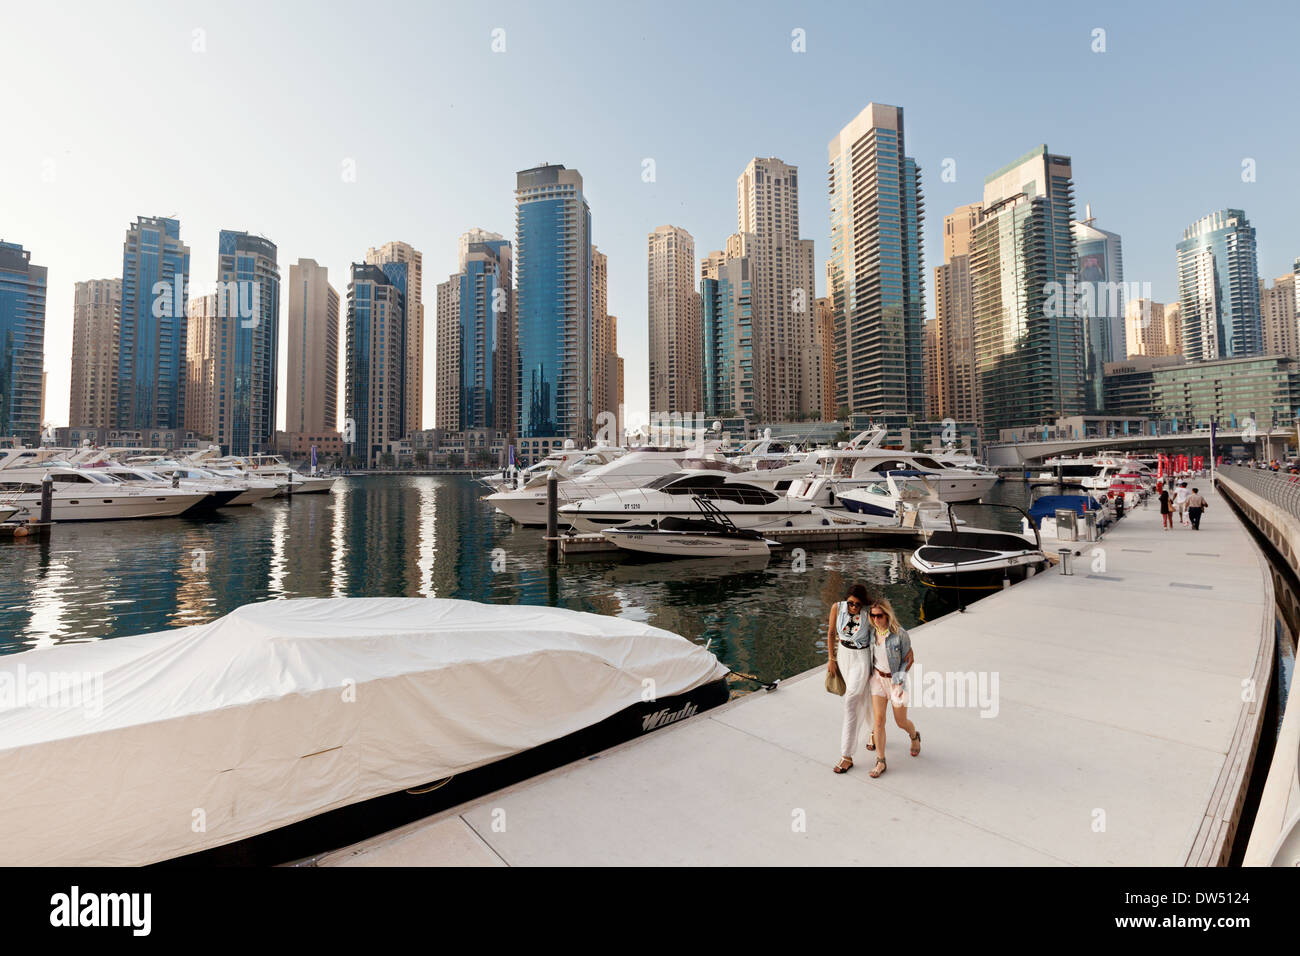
[{"x1": 316, "y1": 484, "x2": 1272, "y2": 866}]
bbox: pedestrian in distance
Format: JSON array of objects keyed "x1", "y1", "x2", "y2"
[
  {"x1": 1159, "y1": 485, "x2": 1172, "y2": 529},
  {"x1": 1186, "y1": 487, "x2": 1208, "y2": 530},
  {"x1": 827, "y1": 584, "x2": 872, "y2": 774},
  {"x1": 1173, "y1": 481, "x2": 1190, "y2": 526}
]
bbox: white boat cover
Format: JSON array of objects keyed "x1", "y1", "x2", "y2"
[{"x1": 0, "y1": 597, "x2": 728, "y2": 865}]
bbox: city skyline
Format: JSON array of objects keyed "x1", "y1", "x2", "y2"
[{"x1": 4, "y1": 1, "x2": 1299, "y2": 432}]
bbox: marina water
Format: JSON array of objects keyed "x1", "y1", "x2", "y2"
[{"x1": 0, "y1": 476, "x2": 1035, "y2": 690}]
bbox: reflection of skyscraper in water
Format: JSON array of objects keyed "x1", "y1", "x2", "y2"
[{"x1": 277, "y1": 495, "x2": 339, "y2": 597}]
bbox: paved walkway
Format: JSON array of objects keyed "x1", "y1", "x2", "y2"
[{"x1": 317, "y1": 484, "x2": 1270, "y2": 866}]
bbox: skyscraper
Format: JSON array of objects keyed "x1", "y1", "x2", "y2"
[
  {"x1": 1124, "y1": 299, "x2": 1182, "y2": 359},
  {"x1": 434, "y1": 274, "x2": 460, "y2": 431},
  {"x1": 69, "y1": 278, "x2": 120, "y2": 429},
  {"x1": 590, "y1": 246, "x2": 612, "y2": 421},
  {"x1": 515, "y1": 164, "x2": 592, "y2": 440},
  {"x1": 346, "y1": 262, "x2": 407, "y2": 464},
  {"x1": 1072, "y1": 206, "x2": 1126, "y2": 410},
  {"x1": 827, "y1": 104, "x2": 926, "y2": 419},
  {"x1": 365, "y1": 241, "x2": 424, "y2": 433},
  {"x1": 814, "y1": 295, "x2": 836, "y2": 420},
  {"x1": 735, "y1": 158, "x2": 818, "y2": 420},
  {"x1": 117, "y1": 216, "x2": 190, "y2": 430},
  {"x1": 1175, "y1": 209, "x2": 1261, "y2": 362},
  {"x1": 647, "y1": 225, "x2": 702, "y2": 415},
  {"x1": 701, "y1": 251, "x2": 753, "y2": 419},
  {"x1": 184, "y1": 293, "x2": 218, "y2": 440},
  {"x1": 933, "y1": 204, "x2": 981, "y2": 424},
  {"x1": 970, "y1": 146, "x2": 1081, "y2": 439},
  {"x1": 211, "y1": 230, "x2": 279, "y2": 455},
  {"x1": 285, "y1": 259, "x2": 340, "y2": 435},
  {"x1": 1260, "y1": 274, "x2": 1298, "y2": 359},
  {"x1": 0, "y1": 241, "x2": 46, "y2": 445},
  {"x1": 923, "y1": 319, "x2": 940, "y2": 420}
]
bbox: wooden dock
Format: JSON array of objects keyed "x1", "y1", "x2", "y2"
[{"x1": 0, "y1": 521, "x2": 51, "y2": 540}]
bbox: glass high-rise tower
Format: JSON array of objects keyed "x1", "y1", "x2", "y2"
[
  {"x1": 970, "y1": 146, "x2": 1081, "y2": 440},
  {"x1": 214, "y1": 230, "x2": 280, "y2": 455},
  {"x1": 828, "y1": 104, "x2": 926, "y2": 419},
  {"x1": 515, "y1": 164, "x2": 592, "y2": 441},
  {"x1": 1176, "y1": 209, "x2": 1261, "y2": 362},
  {"x1": 0, "y1": 241, "x2": 47, "y2": 445},
  {"x1": 117, "y1": 216, "x2": 190, "y2": 431},
  {"x1": 346, "y1": 262, "x2": 407, "y2": 464}
]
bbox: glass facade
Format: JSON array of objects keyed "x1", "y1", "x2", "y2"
[
  {"x1": 0, "y1": 241, "x2": 46, "y2": 445},
  {"x1": 346, "y1": 263, "x2": 406, "y2": 463},
  {"x1": 1176, "y1": 209, "x2": 1261, "y2": 362},
  {"x1": 515, "y1": 165, "x2": 592, "y2": 440},
  {"x1": 117, "y1": 216, "x2": 190, "y2": 431},
  {"x1": 701, "y1": 257, "x2": 753, "y2": 418},
  {"x1": 971, "y1": 148, "x2": 1082, "y2": 441},
  {"x1": 215, "y1": 231, "x2": 279, "y2": 456},
  {"x1": 458, "y1": 239, "x2": 512, "y2": 430}
]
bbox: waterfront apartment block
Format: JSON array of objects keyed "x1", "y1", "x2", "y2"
[
  {"x1": 434, "y1": 274, "x2": 460, "y2": 430},
  {"x1": 602, "y1": 318, "x2": 624, "y2": 426},
  {"x1": 1176, "y1": 209, "x2": 1261, "y2": 362},
  {"x1": 184, "y1": 293, "x2": 218, "y2": 440},
  {"x1": 591, "y1": 246, "x2": 610, "y2": 422},
  {"x1": 0, "y1": 241, "x2": 46, "y2": 445},
  {"x1": 970, "y1": 146, "x2": 1082, "y2": 440},
  {"x1": 1104, "y1": 353, "x2": 1298, "y2": 427},
  {"x1": 828, "y1": 104, "x2": 925, "y2": 420},
  {"x1": 285, "y1": 259, "x2": 340, "y2": 436},
  {"x1": 366, "y1": 241, "x2": 423, "y2": 434},
  {"x1": 346, "y1": 262, "x2": 408, "y2": 464},
  {"x1": 735, "y1": 158, "x2": 819, "y2": 421},
  {"x1": 1072, "y1": 206, "x2": 1126, "y2": 409},
  {"x1": 117, "y1": 216, "x2": 190, "y2": 431},
  {"x1": 1124, "y1": 299, "x2": 1183, "y2": 359},
  {"x1": 515, "y1": 164, "x2": 593, "y2": 441},
  {"x1": 701, "y1": 253, "x2": 754, "y2": 420},
  {"x1": 69, "y1": 278, "x2": 120, "y2": 430},
  {"x1": 923, "y1": 320, "x2": 940, "y2": 420},
  {"x1": 460, "y1": 236, "x2": 514, "y2": 432},
  {"x1": 647, "y1": 225, "x2": 701, "y2": 417},
  {"x1": 212, "y1": 230, "x2": 280, "y2": 455},
  {"x1": 814, "y1": 295, "x2": 836, "y2": 419},
  {"x1": 1260, "y1": 273, "x2": 1298, "y2": 360},
  {"x1": 54, "y1": 425, "x2": 206, "y2": 451}
]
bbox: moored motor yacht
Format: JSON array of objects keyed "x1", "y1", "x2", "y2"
[
  {"x1": 0, "y1": 466, "x2": 210, "y2": 521},
  {"x1": 600, "y1": 497, "x2": 778, "y2": 559},
  {"x1": 909, "y1": 507, "x2": 1048, "y2": 587}
]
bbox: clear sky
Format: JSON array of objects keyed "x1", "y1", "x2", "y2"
[{"x1": 4, "y1": 0, "x2": 1298, "y2": 431}]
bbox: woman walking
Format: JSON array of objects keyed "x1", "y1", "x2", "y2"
[
  {"x1": 861, "y1": 597, "x2": 920, "y2": 778},
  {"x1": 827, "y1": 585, "x2": 871, "y2": 774},
  {"x1": 1158, "y1": 483, "x2": 1172, "y2": 529}
]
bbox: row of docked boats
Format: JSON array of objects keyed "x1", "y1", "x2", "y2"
[
  {"x1": 481, "y1": 428, "x2": 1001, "y2": 536},
  {"x1": 0, "y1": 446, "x2": 335, "y2": 524}
]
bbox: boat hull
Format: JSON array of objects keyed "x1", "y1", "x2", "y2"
[
  {"x1": 601, "y1": 529, "x2": 773, "y2": 559},
  {"x1": 160, "y1": 677, "x2": 731, "y2": 866}
]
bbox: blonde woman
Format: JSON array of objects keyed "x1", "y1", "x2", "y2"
[
  {"x1": 861, "y1": 597, "x2": 919, "y2": 778},
  {"x1": 827, "y1": 584, "x2": 872, "y2": 773}
]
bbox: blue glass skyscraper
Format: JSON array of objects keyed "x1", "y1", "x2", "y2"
[
  {"x1": 515, "y1": 164, "x2": 592, "y2": 440},
  {"x1": 117, "y1": 216, "x2": 190, "y2": 430},
  {"x1": 0, "y1": 241, "x2": 47, "y2": 445},
  {"x1": 1176, "y1": 209, "x2": 1261, "y2": 362},
  {"x1": 346, "y1": 262, "x2": 406, "y2": 464},
  {"x1": 215, "y1": 230, "x2": 280, "y2": 455},
  {"x1": 459, "y1": 238, "x2": 513, "y2": 431}
]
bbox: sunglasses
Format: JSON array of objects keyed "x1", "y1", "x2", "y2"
[
  {"x1": 846, "y1": 600, "x2": 862, "y2": 609},
  {"x1": 868, "y1": 611, "x2": 887, "y2": 619}
]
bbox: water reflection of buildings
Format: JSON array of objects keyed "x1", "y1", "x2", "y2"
[{"x1": 277, "y1": 492, "x2": 339, "y2": 598}]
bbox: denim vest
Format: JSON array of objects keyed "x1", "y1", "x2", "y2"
[{"x1": 838, "y1": 603, "x2": 912, "y2": 685}]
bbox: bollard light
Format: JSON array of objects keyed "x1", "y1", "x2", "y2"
[{"x1": 1058, "y1": 548, "x2": 1075, "y2": 575}]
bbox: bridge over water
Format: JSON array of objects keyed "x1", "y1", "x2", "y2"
[{"x1": 987, "y1": 428, "x2": 1294, "y2": 467}]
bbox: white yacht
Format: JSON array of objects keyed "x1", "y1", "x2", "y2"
[
  {"x1": 481, "y1": 443, "x2": 625, "y2": 493},
  {"x1": 485, "y1": 444, "x2": 726, "y2": 526},
  {"x1": 0, "y1": 466, "x2": 210, "y2": 521},
  {"x1": 127, "y1": 458, "x2": 279, "y2": 506},
  {"x1": 559, "y1": 464, "x2": 822, "y2": 533}
]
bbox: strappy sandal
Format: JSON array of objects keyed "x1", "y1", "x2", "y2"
[
  {"x1": 869, "y1": 757, "x2": 887, "y2": 778},
  {"x1": 833, "y1": 757, "x2": 853, "y2": 774},
  {"x1": 910, "y1": 731, "x2": 921, "y2": 757},
  {"x1": 865, "y1": 731, "x2": 875, "y2": 751}
]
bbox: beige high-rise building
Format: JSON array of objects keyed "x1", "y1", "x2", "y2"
[
  {"x1": 365, "y1": 241, "x2": 424, "y2": 433},
  {"x1": 735, "y1": 158, "x2": 818, "y2": 420},
  {"x1": 814, "y1": 296, "x2": 836, "y2": 420},
  {"x1": 923, "y1": 319, "x2": 941, "y2": 420},
  {"x1": 647, "y1": 226, "x2": 702, "y2": 415},
  {"x1": 285, "y1": 259, "x2": 340, "y2": 435},
  {"x1": 1260, "y1": 274, "x2": 1299, "y2": 359},
  {"x1": 1124, "y1": 299, "x2": 1186, "y2": 359},
  {"x1": 932, "y1": 204, "x2": 981, "y2": 424},
  {"x1": 603, "y1": 314, "x2": 624, "y2": 421},
  {"x1": 943, "y1": 203, "x2": 982, "y2": 261},
  {"x1": 185, "y1": 293, "x2": 218, "y2": 439},
  {"x1": 435, "y1": 276, "x2": 461, "y2": 431},
  {"x1": 591, "y1": 247, "x2": 612, "y2": 418},
  {"x1": 68, "y1": 278, "x2": 120, "y2": 428}
]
